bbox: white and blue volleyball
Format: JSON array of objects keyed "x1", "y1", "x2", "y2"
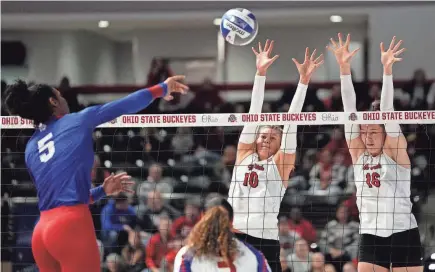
[{"x1": 220, "y1": 8, "x2": 258, "y2": 46}]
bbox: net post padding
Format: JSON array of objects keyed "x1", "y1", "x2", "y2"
[{"x1": 1, "y1": 111, "x2": 435, "y2": 129}]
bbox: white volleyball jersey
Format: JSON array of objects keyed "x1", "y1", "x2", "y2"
[
  {"x1": 353, "y1": 152, "x2": 417, "y2": 237},
  {"x1": 228, "y1": 153, "x2": 285, "y2": 240},
  {"x1": 173, "y1": 239, "x2": 271, "y2": 272}
]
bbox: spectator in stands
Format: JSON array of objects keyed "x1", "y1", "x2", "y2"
[
  {"x1": 342, "y1": 193, "x2": 359, "y2": 222},
  {"x1": 324, "y1": 128, "x2": 352, "y2": 167},
  {"x1": 136, "y1": 163, "x2": 174, "y2": 200},
  {"x1": 287, "y1": 207, "x2": 317, "y2": 244},
  {"x1": 395, "y1": 91, "x2": 412, "y2": 111},
  {"x1": 157, "y1": 73, "x2": 195, "y2": 114},
  {"x1": 402, "y1": 69, "x2": 434, "y2": 110},
  {"x1": 158, "y1": 90, "x2": 196, "y2": 113},
  {"x1": 343, "y1": 262, "x2": 357, "y2": 272},
  {"x1": 288, "y1": 150, "x2": 316, "y2": 192},
  {"x1": 136, "y1": 190, "x2": 179, "y2": 233},
  {"x1": 359, "y1": 84, "x2": 381, "y2": 111},
  {"x1": 309, "y1": 149, "x2": 345, "y2": 204},
  {"x1": 163, "y1": 235, "x2": 184, "y2": 272},
  {"x1": 262, "y1": 102, "x2": 273, "y2": 113},
  {"x1": 97, "y1": 239, "x2": 104, "y2": 265},
  {"x1": 279, "y1": 84, "x2": 326, "y2": 113},
  {"x1": 310, "y1": 149, "x2": 347, "y2": 184},
  {"x1": 121, "y1": 226, "x2": 145, "y2": 271},
  {"x1": 147, "y1": 58, "x2": 173, "y2": 86},
  {"x1": 1, "y1": 80, "x2": 8, "y2": 116},
  {"x1": 421, "y1": 224, "x2": 435, "y2": 260},
  {"x1": 135, "y1": 127, "x2": 173, "y2": 163},
  {"x1": 103, "y1": 253, "x2": 128, "y2": 272},
  {"x1": 324, "y1": 84, "x2": 343, "y2": 112},
  {"x1": 310, "y1": 252, "x2": 326, "y2": 272},
  {"x1": 194, "y1": 126, "x2": 226, "y2": 157},
  {"x1": 58, "y1": 76, "x2": 83, "y2": 112},
  {"x1": 278, "y1": 215, "x2": 301, "y2": 257},
  {"x1": 91, "y1": 155, "x2": 111, "y2": 187},
  {"x1": 319, "y1": 204, "x2": 359, "y2": 272},
  {"x1": 368, "y1": 83, "x2": 381, "y2": 101},
  {"x1": 285, "y1": 239, "x2": 312, "y2": 272},
  {"x1": 234, "y1": 103, "x2": 245, "y2": 113},
  {"x1": 144, "y1": 57, "x2": 174, "y2": 114},
  {"x1": 216, "y1": 145, "x2": 237, "y2": 187},
  {"x1": 145, "y1": 216, "x2": 172, "y2": 272},
  {"x1": 190, "y1": 78, "x2": 223, "y2": 113},
  {"x1": 171, "y1": 127, "x2": 195, "y2": 156},
  {"x1": 171, "y1": 199, "x2": 201, "y2": 238},
  {"x1": 324, "y1": 263, "x2": 337, "y2": 272},
  {"x1": 100, "y1": 193, "x2": 137, "y2": 253}
]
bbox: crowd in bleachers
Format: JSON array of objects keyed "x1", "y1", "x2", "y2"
[{"x1": 1, "y1": 59, "x2": 435, "y2": 272}]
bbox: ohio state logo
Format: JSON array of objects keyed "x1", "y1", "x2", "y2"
[
  {"x1": 228, "y1": 114, "x2": 237, "y2": 122},
  {"x1": 349, "y1": 113, "x2": 357, "y2": 121}
]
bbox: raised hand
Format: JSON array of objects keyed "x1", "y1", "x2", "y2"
[
  {"x1": 252, "y1": 39, "x2": 279, "y2": 76},
  {"x1": 292, "y1": 47, "x2": 324, "y2": 84},
  {"x1": 163, "y1": 75, "x2": 189, "y2": 101},
  {"x1": 102, "y1": 172, "x2": 135, "y2": 196},
  {"x1": 327, "y1": 33, "x2": 360, "y2": 66},
  {"x1": 380, "y1": 36, "x2": 406, "y2": 69}
]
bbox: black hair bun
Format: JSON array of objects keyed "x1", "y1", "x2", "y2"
[{"x1": 4, "y1": 79, "x2": 33, "y2": 119}]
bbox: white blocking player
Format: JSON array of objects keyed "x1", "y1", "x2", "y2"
[
  {"x1": 228, "y1": 40, "x2": 324, "y2": 272},
  {"x1": 174, "y1": 198, "x2": 271, "y2": 272},
  {"x1": 328, "y1": 33, "x2": 423, "y2": 272}
]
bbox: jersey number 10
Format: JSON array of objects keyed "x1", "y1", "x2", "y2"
[
  {"x1": 365, "y1": 172, "x2": 381, "y2": 188},
  {"x1": 37, "y1": 133, "x2": 55, "y2": 163},
  {"x1": 243, "y1": 172, "x2": 259, "y2": 188}
]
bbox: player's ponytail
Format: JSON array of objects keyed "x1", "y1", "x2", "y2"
[
  {"x1": 187, "y1": 206, "x2": 238, "y2": 266},
  {"x1": 4, "y1": 80, "x2": 56, "y2": 126}
]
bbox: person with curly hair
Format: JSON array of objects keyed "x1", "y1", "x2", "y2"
[{"x1": 173, "y1": 199, "x2": 271, "y2": 271}]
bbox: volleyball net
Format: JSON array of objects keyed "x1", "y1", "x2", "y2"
[{"x1": 1, "y1": 111, "x2": 435, "y2": 270}]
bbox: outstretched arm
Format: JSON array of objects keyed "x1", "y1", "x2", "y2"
[
  {"x1": 236, "y1": 40, "x2": 279, "y2": 165},
  {"x1": 328, "y1": 33, "x2": 365, "y2": 163},
  {"x1": 380, "y1": 37, "x2": 410, "y2": 168},
  {"x1": 274, "y1": 48, "x2": 324, "y2": 187},
  {"x1": 79, "y1": 76, "x2": 188, "y2": 128},
  {"x1": 89, "y1": 172, "x2": 134, "y2": 204}
]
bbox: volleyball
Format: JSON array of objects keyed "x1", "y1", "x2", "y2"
[{"x1": 220, "y1": 8, "x2": 258, "y2": 46}]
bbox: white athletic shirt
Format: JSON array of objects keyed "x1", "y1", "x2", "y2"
[
  {"x1": 228, "y1": 153, "x2": 285, "y2": 240},
  {"x1": 173, "y1": 238, "x2": 271, "y2": 272},
  {"x1": 353, "y1": 152, "x2": 418, "y2": 237}
]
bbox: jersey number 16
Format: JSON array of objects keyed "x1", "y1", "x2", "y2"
[
  {"x1": 365, "y1": 172, "x2": 381, "y2": 188},
  {"x1": 37, "y1": 133, "x2": 55, "y2": 163}
]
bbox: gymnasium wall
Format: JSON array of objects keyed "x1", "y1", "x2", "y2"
[
  {"x1": 1, "y1": 31, "x2": 118, "y2": 85},
  {"x1": 2, "y1": 4, "x2": 435, "y2": 86}
]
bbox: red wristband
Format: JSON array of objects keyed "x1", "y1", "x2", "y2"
[{"x1": 148, "y1": 83, "x2": 168, "y2": 99}]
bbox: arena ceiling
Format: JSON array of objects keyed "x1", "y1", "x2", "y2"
[
  {"x1": 2, "y1": 1, "x2": 431, "y2": 14},
  {"x1": 1, "y1": 1, "x2": 433, "y2": 34}
]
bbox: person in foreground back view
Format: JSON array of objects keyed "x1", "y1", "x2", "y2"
[
  {"x1": 174, "y1": 198, "x2": 271, "y2": 272},
  {"x1": 3, "y1": 75, "x2": 188, "y2": 272}
]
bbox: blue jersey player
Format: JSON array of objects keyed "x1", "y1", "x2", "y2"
[{"x1": 4, "y1": 75, "x2": 188, "y2": 272}]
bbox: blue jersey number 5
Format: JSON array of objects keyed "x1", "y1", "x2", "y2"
[{"x1": 38, "y1": 133, "x2": 55, "y2": 163}]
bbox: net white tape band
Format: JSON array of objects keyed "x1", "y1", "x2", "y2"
[{"x1": 1, "y1": 111, "x2": 435, "y2": 129}]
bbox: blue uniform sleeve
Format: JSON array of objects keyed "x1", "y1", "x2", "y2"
[
  {"x1": 78, "y1": 83, "x2": 168, "y2": 128},
  {"x1": 90, "y1": 185, "x2": 106, "y2": 203}
]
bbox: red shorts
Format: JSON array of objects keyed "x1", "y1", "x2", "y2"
[{"x1": 32, "y1": 204, "x2": 100, "y2": 272}]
